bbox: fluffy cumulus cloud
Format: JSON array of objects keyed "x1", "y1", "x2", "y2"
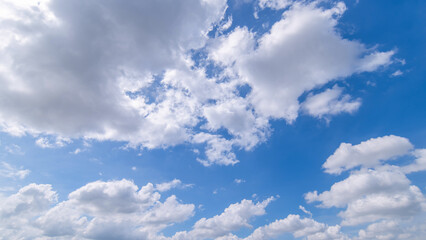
[
  {"x1": 213, "y1": 2, "x2": 393, "y2": 122},
  {"x1": 173, "y1": 197, "x2": 275, "y2": 239},
  {"x1": 191, "y1": 214, "x2": 348, "y2": 240},
  {"x1": 0, "y1": 183, "x2": 57, "y2": 239},
  {"x1": 0, "y1": 179, "x2": 195, "y2": 240},
  {"x1": 0, "y1": 183, "x2": 347, "y2": 240},
  {"x1": 1, "y1": 136, "x2": 425, "y2": 239},
  {"x1": 244, "y1": 215, "x2": 348, "y2": 240},
  {"x1": 0, "y1": 0, "x2": 395, "y2": 166},
  {"x1": 306, "y1": 135, "x2": 426, "y2": 230},
  {"x1": 171, "y1": 195, "x2": 349, "y2": 240},
  {"x1": 322, "y1": 135, "x2": 414, "y2": 175},
  {"x1": 357, "y1": 219, "x2": 426, "y2": 240}
]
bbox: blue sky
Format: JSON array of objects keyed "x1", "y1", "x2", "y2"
[{"x1": 0, "y1": 0, "x2": 425, "y2": 239}]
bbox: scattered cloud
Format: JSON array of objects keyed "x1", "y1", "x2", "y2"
[
  {"x1": 35, "y1": 137, "x2": 72, "y2": 149},
  {"x1": 234, "y1": 178, "x2": 245, "y2": 184},
  {"x1": 155, "y1": 179, "x2": 193, "y2": 192},
  {"x1": 70, "y1": 148, "x2": 82, "y2": 155},
  {"x1": 5, "y1": 144, "x2": 24, "y2": 155},
  {"x1": 0, "y1": 162, "x2": 30, "y2": 179},
  {"x1": 391, "y1": 70, "x2": 403, "y2": 77}
]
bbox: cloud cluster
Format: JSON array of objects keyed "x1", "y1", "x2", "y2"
[
  {"x1": 0, "y1": 179, "x2": 195, "y2": 239},
  {"x1": 173, "y1": 197, "x2": 274, "y2": 239},
  {"x1": 0, "y1": 162, "x2": 30, "y2": 179},
  {"x1": 0, "y1": 1, "x2": 395, "y2": 166},
  {"x1": 1, "y1": 135, "x2": 425, "y2": 239},
  {"x1": 307, "y1": 135, "x2": 426, "y2": 230},
  {"x1": 0, "y1": 181, "x2": 346, "y2": 240}
]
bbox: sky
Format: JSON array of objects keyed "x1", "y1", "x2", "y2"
[{"x1": 0, "y1": 0, "x2": 425, "y2": 239}]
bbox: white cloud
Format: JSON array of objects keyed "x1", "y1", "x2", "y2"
[
  {"x1": 339, "y1": 183, "x2": 424, "y2": 226},
  {"x1": 194, "y1": 133, "x2": 239, "y2": 166},
  {"x1": 0, "y1": 183, "x2": 57, "y2": 239},
  {"x1": 208, "y1": 27, "x2": 255, "y2": 66},
  {"x1": 307, "y1": 136, "x2": 426, "y2": 227},
  {"x1": 155, "y1": 179, "x2": 193, "y2": 192},
  {"x1": 0, "y1": 0, "x2": 228, "y2": 163},
  {"x1": 322, "y1": 135, "x2": 413, "y2": 175},
  {"x1": 391, "y1": 70, "x2": 403, "y2": 77},
  {"x1": 0, "y1": 162, "x2": 30, "y2": 179},
  {"x1": 218, "y1": 16, "x2": 233, "y2": 33},
  {"x1": 234, "y1": 178, "x2": 245, "y2": 184},
  {"x1": 229, "y1": 2, "x2": 393, "y2": 122},
  {"x1": 258, "y1": 0, "x2": 293, "y2": 10},
  {"x1": 244, "y1": 214, "x2": 348, "y2": 240},
  {"x1": 1, "y1": 171, "x2": 425, "y2": 239},
  {"x1": 402, "y1": 149, "x2": 426, "y2": 174},
  {"x1": 302, "y1": 85, "x2": 361, "y2": 119},
  {"x1": 35, "y1": 136, "x2": 72, "y2": 148},
  {"x1": 5, "y1": 144, "x2": 24, "y2": 155},
  {"x1": 356, "y1": 51, "x2": 394, "y2": 72},
  {"x1": 357, "y1": 220, "x2": 401, "y2": 240},
  {"x1": 67, "y1": 179, "x2": 161, "y2": 215},
  {"x1": 173, "y1": 197, "x2": 275, "y2": 239},
  {"x1": 306, "y1": 167, "x2": 413, "y2": 208},
  {"x1": 0, "y1": 1, "x2": 395, "y2": 166},
  {"x1": 299, "y1": 205, "x2": 312, "y2": 217},
  {"x1": 0, "y1": 179, "x2": 195, "y2": 239},
  {"x1": 0, "y1": 182, "x2": 280, "y2": 240},
  {"x1": 357, "y1": 218, "x2": 426, "y2": 240},
  {"x1": 70, "y1": 148, "x2": 82, "y2": 154}
]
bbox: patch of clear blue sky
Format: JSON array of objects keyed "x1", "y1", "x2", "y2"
[{"x1": 0, "y1": 0, "x2": 425, "y2": 238}]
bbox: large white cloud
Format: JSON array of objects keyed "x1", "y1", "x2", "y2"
[
  {"x1": 0, "y1": 0, "x2": 226, "y2": 142},
  {"x1": 307, "y1": 135, "x2": 426, "y2": 227},
  {"x1": 0, "y1": 182, "x2": 278, "y2": 240},
  {"x1": 225, "y1": 2, "x2": 393, "y2": 121},
  {"x1": 0, "y1": 0, "x2": 395, "y2": 166}
]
